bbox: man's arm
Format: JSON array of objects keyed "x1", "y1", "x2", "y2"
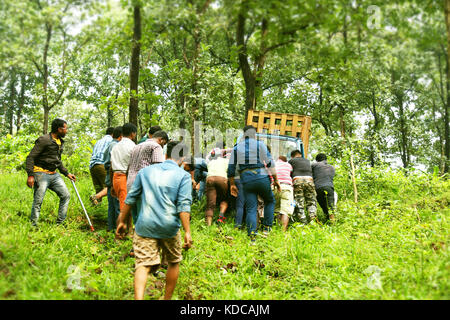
[
  {"x1": 176, "y1": 173, "x2": 193, "y2": 249},
  {"x1": 116, "y1": 203, "x2": 133, "y2": 239},
  {"x1": 179, "y1": 211, "x2": 192, "y2": 250},
  {"x1": 25, "y1": 137, "x2": 45, "y2": 188}
]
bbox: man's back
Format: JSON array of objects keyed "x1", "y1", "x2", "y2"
[
  {"x1": 126, "y1": 139, "x2": 164, "y2": 190},
  {"x1": 311, "y1": 161, "x2": 335, "y2": 189},
  {"x1": 289, "y1": 157, "x2": 312, "y2": 177},
  {"x1": 275, "y1": 160, "x2": 293, "y2": 185},
  {"x1": 111, "y1": 137, "x2": 135, "y2": 172},
  {"x1": 228, "y1": 138, "x2": 274, "y2": 183},
  {"x1": 127, "y1": 160, "x2": 192, "y2": 239},
  {"x1": 90, "y1": 135, "x2": 113, "y2": 168}
]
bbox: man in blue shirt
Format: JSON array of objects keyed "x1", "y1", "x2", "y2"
[
  {"x1": 116, "y1": 141, "x2": 193, "y2": 300},
  {"x1": 228, "y1": 125, "x2": 281, "y2": 242},
  {"x1": 89, "y1": 127, "x2": 114, "y2": 205}
]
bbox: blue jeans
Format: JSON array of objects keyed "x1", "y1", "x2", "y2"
[
  {"x1": 107, "y1": 187, "x2": 120, "y2": 231},
  {"x1": 234, "y1": 179, "x2": 245, "y2": 228},
  {"x1": 242, "y1": 176, "x2": 275, "y2": 236},
  {"x1": 30, "y1": 172, "x2": 70, "y2": 226},
  {"x1": 197, "y1": 180, "x2": 206, "y2": 200}
]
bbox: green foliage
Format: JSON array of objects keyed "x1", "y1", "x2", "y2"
[
  {"x1": 0, "y1": 169, "x2": 448, "y2": 300},
  {"x1": 0, "y1": 134, "x2": 37, "y2": 172},
  {"x1": 0, "y1": 132, "x2": 92, "y2": 177}
]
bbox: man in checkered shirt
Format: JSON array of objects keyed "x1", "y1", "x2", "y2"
[{"x1": 127, "y1": 130, "x2": 169, "y2": 222}]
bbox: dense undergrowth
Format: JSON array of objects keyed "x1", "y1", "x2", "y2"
[{"x1": 0, "y1": 168, "x2": 448, "y2": 300}]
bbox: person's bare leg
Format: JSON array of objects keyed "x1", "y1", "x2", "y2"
[
  {"x1": 206, "y1": 216, "x2": 212, "y2": 226},
  {"x1": 164, "y1": 262, "x2": 180, "y2": 300},
  {"x1": 95, "y1": 187, "x2": 108, "y2": 201},
  {"x1": 219, "y1": 201, "x2": 228, "y2": 217},
  {"x1": 280, "y1": 214, "x2": 289, "y2": 232},
  {"x1": 134, "y1": 266, "x2": 151, "y2": 300}
]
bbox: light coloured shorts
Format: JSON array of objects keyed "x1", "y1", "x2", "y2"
[
  {"x1": 133, "y1": 231, "x2": 182, "y2": 270},
  {"x1": 273, "y1": 184, "x2": 295, "y2": 216}
]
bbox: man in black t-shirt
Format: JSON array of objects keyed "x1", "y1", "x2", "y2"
[
  {"x1": 311, "y1": 153, "x2": 336, "y2": 222},
  {"x1": 288, "y1": 150, "x2": 317, "y2": 224}
]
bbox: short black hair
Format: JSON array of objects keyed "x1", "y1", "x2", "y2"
[
  {"x1": 316, "y1": 153, "x2": 327, "y2": 162},
  {"x1": 167, "y1": 141, "x2": 188, "y2": 161},
  {"x1": 152, "y1": 130, "x2": 169, "y2": 141},
  {"x1": 149, "y1": 125, "x2": 162, "y2": 135},
  {"x1": 51, "y1": 118, "x2": 67, "y2": 133},
  {"x1": 122, "y1": 123, "x2": 137, "y2": 137},
  {"x1": 243, "y1": 125, "x2": 256, "y2": 138},
  {"x1": 106, "y1": 127, "x2": 115, "y2": 135},
  {"x1": 291, "y1": 150, "x2": 302, "y2": 158},
  {"x1": 183, "y1": 156, "x2": 195, "y2": 171},
  {"x1": 112, "y1": 126, "x2": 122, "y2": 139}
]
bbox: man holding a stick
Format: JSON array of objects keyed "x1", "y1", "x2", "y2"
[{"x1": 26, "y1": 118, "x2": 76, "y2": 227}]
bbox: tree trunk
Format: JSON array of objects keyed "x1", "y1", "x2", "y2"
[
  {"x1": 236, "y1": 1, "x2": 256, "y2": 124},
  {"x1": 397, "y1": 93, "x2": 409, "y2": 169},
  {"x1": 16, "y1": 73, "x2": 25, "y2": 132},
  {"x1": 129, "y1": 4, "x2": 141, "y2": 127},
  {"x1": 107, "y1": 102, "x2": 112, "y2": 128},
  {"x1": 444, "y1": 0, "x2": 450, "y2": 173},
  {"x1": 42, "y1": 23, "x2": 52, "y2": 134},
  {"x1": 369, "y1": 91, "x2": 379, "y2": 167},
  {"x1": 8, "y1": 69, "x2": 17, "y2": 134}
]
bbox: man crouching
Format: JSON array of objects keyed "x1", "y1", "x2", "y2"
[{"x1": 115, "y1": 141, "x2": 193, "y2": 300}]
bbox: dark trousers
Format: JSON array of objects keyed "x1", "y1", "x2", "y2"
[
  {"x1": 107, "y1": 187, "x2": 120, "y2": 231},
  {"x1": 234, "y1": 179, "x2": 245, "y2": 228},
  {"x1": 316, "y1": 186, "x2": 335, "y2": 218},
  {"x1": 243, "y1": 176, "x2": 275, "y2": 236}
]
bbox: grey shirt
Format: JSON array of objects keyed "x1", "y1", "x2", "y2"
[
  {"x1": 289, "y1": 157, "x2": 312, "y2": 177},
  {"x1": 311, "y1": 160, "x2": 335, "y2": 189}
]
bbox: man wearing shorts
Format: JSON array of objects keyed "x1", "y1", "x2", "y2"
[
  {"x1": 273, "y1": 156, "x2": 294, "y2": 231},
  {"x1": 115, "y1": 141, "x2": 193, "y2": 300}
]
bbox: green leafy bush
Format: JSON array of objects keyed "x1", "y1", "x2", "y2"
[
  {"x1": 0, "y1": 134, "x2": 38, "y2": 172},
  {"x1": 0, "y1": 133, "x2": 93, "y2": 176}
]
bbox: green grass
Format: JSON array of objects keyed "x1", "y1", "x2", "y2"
[{"x1": 0, "y1": 171, "x2": 448, "y2": 300}]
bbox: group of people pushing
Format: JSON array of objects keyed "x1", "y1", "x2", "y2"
[{"x1": 25, "y1": 118, "x2": 336, "y2": 299}]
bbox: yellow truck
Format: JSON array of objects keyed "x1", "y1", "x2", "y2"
[{"x1": 245, "y1": 109, "x2": 312, "y2": 159}]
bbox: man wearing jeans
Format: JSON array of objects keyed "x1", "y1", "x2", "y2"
[
  {"x1": 103, "y1": 126, "x2": 122, "y2": 231},
  {"x1": 26, "y1": 118, "x2": 76, "y2": 227},
  {"x1": 228, "y1": 125, "x2": 281, "y2": 242}
]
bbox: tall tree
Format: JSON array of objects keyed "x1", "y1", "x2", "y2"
[{"x1": 129, "y1": 1, "x2": 142, "y2": 127}]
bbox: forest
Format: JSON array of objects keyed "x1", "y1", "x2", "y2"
[{"x1": 0, "y1": 0, "x2": 449, "y2": 301}]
